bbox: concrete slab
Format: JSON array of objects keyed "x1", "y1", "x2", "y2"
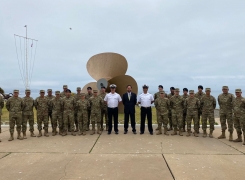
[
  {"x1": 92, "y1": 126, "x2": 241, "y2": 155},
  {"x1": 0, "y1": 130, "x2": 99, "y2": 153},
  {"x1": 0, "y1": 153, "x2": 9, "y2": 159},
  {"x1": 0, "y1": 153, "x2": 173, "y2": 180},
  {"x1": 164, "y1": 154, "x2": 245, "y2": 180}
]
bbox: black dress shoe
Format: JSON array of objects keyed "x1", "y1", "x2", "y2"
[
  {"x1": 150, "y1": 132, "x2": 153, "y2": 135},
  {"x1": 140, "y1": 132, "x2": 144, "y2": 135},
  {"x1": 115, "y1": 132, "x2": 118, "y2": 134},
  {"x1": 124, "y1": 131, "x2": 127, "y2": 134},
  {"x1": 133, "y1": 131, "x2": 137, "y2": 134},
  {"x1": 108, "y1": 132, "x2": 111, "y2": 135}
]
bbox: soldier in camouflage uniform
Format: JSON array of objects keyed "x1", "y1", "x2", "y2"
[
  {"x1": 46, "y1": 89, "x2": 55, "y2": 133},
  {"x1": 99, "y1": 86, "x2": 108, "y2": 131},
  {"x1": 6, "y1": 90, "x2": 24, "y2": 141},
  {"x1": 232, "y1": 89, "x2": 245, "y2": 144},
  {"x1": 194, "y1": 85, "x2": 205, "y2": 133},
  {"x1": 154, "y1": 91, "x2": 170, "y2": 135},
  {"x1": 22, "y1": 89, "x2": 36, "y2": 138},
  {"x1": 167, "y1": 87, "x2": 175, "y2": 131},
  {"x1": 50, "y1": 91, "x2": 63, "y2": 136},
  {"x1": 218, "y1": 86, "x2": 235, "y2": 141},
  {"x1": 169, "y1": 88, "x2": 185, "y2": 136},
  {"x1": 60, "y1": 85, "x2": 68, "y2": 98},
  {"x1": 86, "y1": 87, "x2": 93, "y2": 131},
  {"x1": 74, "y1": 87, "x2": 82, "y2": 132},
  {"x1": 62, "y1": 89, "x2": 76, "y2": 136},
  {"x1": 76, "y1": 93, "x2": 90, "y2": 135},
  {"x1": 34, "y1": 90, "x2": 50, "y2": 137},
  {"x1": 185, "y1": 90, "x2": 200, "y2": 137},
  {"x1": 89, "y1": 90, "x2": 103, "y2": 135},
  {"x1": 0, "y1": 94, "x2": 4, "y2": 137},
  {"x1": 200, "y1": 88, "x2": 216, "y2": 138},
  {"x1": 182, "y1": 88, "x2": 189, "y2": 132}
]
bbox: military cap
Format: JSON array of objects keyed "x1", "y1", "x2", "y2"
[
  {"x1": 77, "y1": 87, "x2": 81, "y2": 90},
  {"x1": 175, "y1": 88, "x2": 180, "y2": 91},
  {"x1": 47, "y1": 89, "x2": 52, "y2": 92},
  {"x1": 81, "y1": 93, "x2": 86, "y2": 96},
  {"x1": 170, "y1": 87, "x2": 175, "y2": 90},
  {"x1": 55, "y1": 91, "x2": 60, "y2": 95},
  {"x1": 87, "y1": 87, "x2": 92, "y2": 90},
  {"x1": 101, "y1": 86, "x2": 106, "y2": 89},
  {"x1": 183, "y1": 88, "x2": 188, "y2": 92},
  {"x1": 198, "y1": 85, "x2": 203, "y2": 90},
  {"x1": 93, "y1": 90, "x2": 98, "y2": 93},
  {"x1": 40, "y1": 90, "x2": 45, "y2": 93},
  {"x1": 160, "y1": 91, "x2": 165, "y2": 94},
  {"x1": 13, "y1": 89, "x2": 19, "y2": 93},
  {"x1": 158, "y1": 85, "x2": 163, "y2": 88},
  {"x1": 25, "y1": 89, "x2": 31, "y2": 92},
  {"x1": 189, "y1": 90, "x2": 194, "y2": 94},
  {"x1": 222, "y1": 86, "x2": 229, "y2": 89},
  {"x1": 235, "y1": 89, "x2": 242, "y2": 92},
  {"x1": 110, "y1": 84, "x2": 117, "y2": 88},
  {"x1": 142, "y1": 84, "x2": 149, "y2": 88},
  {"x1": 65, "y1": 89, "x2": 71, "y2": 93},
  {"x1": 63, "y1": 85, "x2": 68, "y2": 88},
  {"x1": 205, "y1": 88, "x2": 211, "y2": 91}
]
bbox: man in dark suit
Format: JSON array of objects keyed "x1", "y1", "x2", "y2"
[{"x1": 122, "y1": 85, "x2": 137, "y2": 134}]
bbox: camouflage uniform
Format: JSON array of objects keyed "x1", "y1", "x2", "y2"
[
  {"x1": 181, "y1": 94, "x2": 189, "y2": 131},
  {"x1": 154, "y1": 91, "x2": 167, "y2": 129},
  {"x1": 62, "y1": 96, "x2": 76, "y2": 135},
  {"x1": 0, "y1": 95, "x2": 4, "y2": 134},
  {"x1": 50, "y1": 94, "x2": 63, "y2": 135},
  {"x1": 232, "y1": 91, "x2": 245, "y2": 143},
  {"x1": 170, "y1": 93, "x2": 185, "y2": 135},
  {"x1": 34, "y1": 94, "x2": 50, "y2": 137},
  {"x1": 76, "y1": 98, "x2": 89, "y2": 134},
  {"x1": 167, "y1": 93, "x2": 175, "y2": 130},
  {"x1": 74, "y1": 92, "x2": 82, "y2": 131},
  {"x1": 85, "y1": 93, "x2": 93, "y2": 130},
  {"x1": 99, "y1": 92, "x2": 108, "y2": 130},
  {"x1": 22, "y1": 94, "x2": 36, "y2": 137},
  {"x1": 46, "y1": 93, "x2": 55, "y2": 131},
  {"x1": 89, "y1": 94, "x2": 103, "y2": 134},
  {"x1": 185, "y1": 93, "x2": 200, "y2": 136},
  {"x1": 200, "y1": 93, "x2": 216, "y2": 135},
  {"x1": 6, "y1": 92, "x2": 24, "y2": 140},
  {"x1": 194, "y1": 91, "x2": 205, "y2": 132},
  {"x1": 60, "y1": 91, "x2": 66, "y2": 98},
  {"x1": 154, "y1": 95, "x2": 170, "y2": 135}
]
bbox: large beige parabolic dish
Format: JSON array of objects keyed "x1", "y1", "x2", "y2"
[{"x1": 83, "y1": 52, "x2": 138, "y2": 113}]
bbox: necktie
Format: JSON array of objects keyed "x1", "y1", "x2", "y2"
[{"x1": 128, "y1": 93, "x2": 131, "y2": 100}]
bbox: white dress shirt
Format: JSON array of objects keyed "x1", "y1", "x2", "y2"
[
  {"x1": 138, "y1": 93, "x2": 154, "y2": 107},
  {"x1": 104, "y1": 92, "x2": 122, "y2": 108}
]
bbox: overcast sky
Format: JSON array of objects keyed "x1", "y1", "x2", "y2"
[{"x1": 0, "y1": 0, "x2": 245, "y2": 95}]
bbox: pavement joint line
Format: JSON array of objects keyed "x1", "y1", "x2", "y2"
[
  {"x1": 0, "y1": 152, "x2": 11, "y2": 160},
  {"x1": 217, "y1": 138, "x2": 245, "y2": 155},
  {"x1": 162, "y1": 154, "x2": 175, "y2": 180},
  {"x1": 89, "y1": 132, "x2": 102, "y2": 153}
]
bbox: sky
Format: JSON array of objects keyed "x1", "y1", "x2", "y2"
[{"x1": 0, "y1": 0, "x2": 245, "y2": 96}]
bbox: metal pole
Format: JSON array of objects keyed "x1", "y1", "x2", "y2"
[{"x1": 25, "y1": 25, "x2": 28, "y2": 89}]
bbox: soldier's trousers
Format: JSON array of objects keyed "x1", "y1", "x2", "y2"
[
  {"x1": 168, "y1": 110, "x2": 173, "y2": 128},
  {"x1": 22, "y1": 114, "x2": 35, "y2": 132},
  {"x1": 37, "y1": 114, "x2": 48, "y2": 131},
  {"x1": 52, "y1": 113, "x2": 63, "y2": 131},
  {"x1": 220, "y1": 112, "x2": 233, "y2": 132},
  {"x1": 63, "y1": 111, "x2": 75, "y2": 132},
  {"x1": 48, "y1": 111, "x2": 53, "y2": 127},
  {"x1": 202, "y1": 112, "x2": 215, "y2": 131},
  {"x1": 101, "y1": 109, "x2": 108, "y2": 126},
  {"x1": 172, "y1": 111, "x2": 183, "y2": 130},
  {"x1": 158, "y1": 113, "x2": 168, "y2": 128},
  {"x1": 9, "y1": 112, "x2": 22, "y2": 133},
  {"x1": 183, "y1": 112, "x2": 187, "y2": 129},
  {"x1": 233, "y1": 115, "x2": 245, "y2": 134},
  {"x1": 186, "y1": 112, "x2": 198, "y2": 132},
  {"x1": 87, "y1": 110, "x2": 91, "y2": 129},
  {"x1": 91, "y1": 112, "x2": 101, "y2": 123},
  {"x1": 78, "y1": 112, "x2": 88, "y2": 132}
]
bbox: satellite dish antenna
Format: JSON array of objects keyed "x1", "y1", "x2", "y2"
[{"x1": 97, "y1": 78, "x2": 108, "y2": 90}]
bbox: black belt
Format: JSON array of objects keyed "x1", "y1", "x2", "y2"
[
  {"x1": 141, "y1": 106, "x2": 151, "y2": 109},
  {"x1": 108, "y1": 107, "x2": 118, "y2": 109}
]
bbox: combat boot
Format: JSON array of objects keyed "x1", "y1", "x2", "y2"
[
  {"x1": 44, "y1": 130, "x2": 49, "y2": 137},
  {"x1": 233, "y1": 133, "x2": 242, "y2": 142},
  {"x1": 194, "y1": 131, "x2": 199, "y2": 137},
  {"x1": 78, "y1": 131, "x2": 82, "y2": 135},
  {"x1": 62, "y1": 131, "x2": 67, "y2": 136},
  {"x1": 171, "y1": 128, "x2": 177, "y2": 135},
  {"x1": 163, "y1": 127, "x2": 169, "y2": 136},
  {"x1": 168, "y1": 126, "x2": 173, "y2": 131},
  {"x1": 52, "y1": 131, "x2": 56, "y2": 136},
  {"x1": 71, "y1": 130, "x2": 76, "y2": 136},
  {"x1": 218, "y1": 130, "x2": 226, "y2": 139},
  {"x1": 23, "y1": 132, "x2": 27, "y2": 139},
  {"x1": 17, "y1": 131, "x2": 23, "y2": 140},
  {"x1": 186, "y1": 131, "x2": 191, "y2": 137},
  {"x1": 179, "y1": 130, "x2": 183, "y2": 136},
  {"x1": 83, "y1": 131, "x2": 86, "y2": 136},
  {"x1": 229, "y1": 131, "x2": 233, "y2": 141},
  {"x1": 59, "y1": 128, "x2": 63, "y2": 135},
  {"x1": 209, "y1": 130, "x2": 213, "y2": 138},
  {"x1": 8, "y1": 133, "x2": 14, "y2": 141},
  {"x1": 155, "y1": 126, "x2": 159, "y2": 131},
  {"x1": 90, "y1": 122, "x2": 95, "y2": 135},
  {"x1": 203, "y1": 130, "x2": 207, "y2": 138},
  {"x1": 37, "y1": 130, "x2": 42, "y2": 137},
  {"x1": 156, "y1": 127, "x2": 162, "y2": 135},
  {"x1": 30, "y1": 131, "x2": 36, "y2": 137},
  {"x1": 97, "y1": 124, "x2": 101, "y2": 134}
]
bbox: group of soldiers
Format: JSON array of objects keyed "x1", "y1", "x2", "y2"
[
  {"x1": 0, "y1": 84, "x2": 244, "y2": 146},
  {"x1": 154, "y1": 85, "x2": 245, "y2": 145}
]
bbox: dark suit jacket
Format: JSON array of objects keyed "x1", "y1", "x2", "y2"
[{"x1": 122, "y1": 92, "x2": 137, "y2": 114}]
